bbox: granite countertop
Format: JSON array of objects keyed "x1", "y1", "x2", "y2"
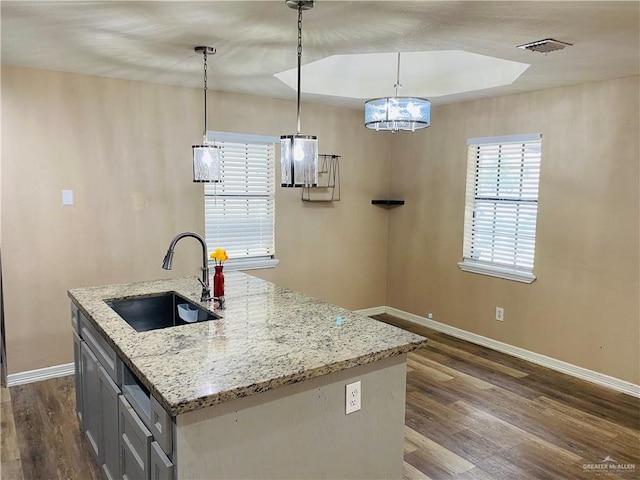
[{"x1": 68, "y1": 272, "x2": 427, "y2": 416}]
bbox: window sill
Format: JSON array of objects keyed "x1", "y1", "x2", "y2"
[
  {"x1": 213, "y1": 258, "x2": 279, "y2": 272},
  {"x1": 457, "y1": 260, "x2": 536, "y2": 284}
]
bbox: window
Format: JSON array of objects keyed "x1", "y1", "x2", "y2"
[
  {"x1": 204, "y1": 131, "x2": 279, "y2": 271},
  {"x1": 458, "y1": 133, "x2": 542, "y2": 283}
]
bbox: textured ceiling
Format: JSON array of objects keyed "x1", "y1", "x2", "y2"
[{"x1": 1, "y1": 1, "x2": 639, "y2": 109}]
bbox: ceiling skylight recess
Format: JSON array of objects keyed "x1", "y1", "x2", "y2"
[{"x1": 274, "y1": 50, "x2": 530, "y2": 99}]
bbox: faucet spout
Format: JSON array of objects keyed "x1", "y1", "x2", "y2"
[
  {"x1": 161, "y1": 250, "x2": 174, "y2": 270},
  {"x1": 162, "y1": 232, "x2": 211, "y2": 301}
]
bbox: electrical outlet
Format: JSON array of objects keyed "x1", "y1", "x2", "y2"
[
  {"x1": 427, "y1": 312, "x2": 433, "y2": 319},
  {"x1": 496, "y1": 307, "x2": 504, "y2": 321},
  {"x1": 345, "y1": 381, "x2": 361, "y2": 414}
]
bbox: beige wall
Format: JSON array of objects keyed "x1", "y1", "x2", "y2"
[
  {"x1": 3, "y1": 66, "x2": 638, "y2": 386},
  {"x1": 1, "y1": 66, "x2": 391, "y2": 374},
  {"x1": 177, "y1": 355, "x2": 406, "y2": 479},
  {"x1": 387, "y1": 76, "x2": 640, "y2": 384}
]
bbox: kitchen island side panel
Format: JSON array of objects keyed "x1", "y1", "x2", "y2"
[{"x1": 176, "y1": 354, "x2": 407, "y2": 480}]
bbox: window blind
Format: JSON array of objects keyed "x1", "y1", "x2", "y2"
[
  {"x1": 461, "y1": 133, "x2": 542, "y2": 279},
  {"x1": 204, "y1": 133, "x2": 276, "y2": 265}
]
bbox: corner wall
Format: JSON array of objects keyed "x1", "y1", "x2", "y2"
[{"x1": 386, "y1": 76, "x2": 640, "y2": 384}]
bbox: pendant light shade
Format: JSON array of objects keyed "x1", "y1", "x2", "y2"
[
  {"x1": 280, "y1": 134, "x2": 318, "y2": 187},
  {"x1": 280, "y1": 0, "x2": 318, "y2": 187},
  {"x1": 192, "y1": 144, "x2": 221, "y2": 183},
  {"x1": 364, "y1": 53, "x2": 431, "y2": 132},
  {"x1": 193, "y1": 46, "x2": 221, "y2": 183},
  {"x1": 364, "y1": 97, "x2": 431, "y2": 132}
]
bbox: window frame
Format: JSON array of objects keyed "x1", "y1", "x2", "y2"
[
  {"x1": 204, "y1": 131, "x2": 279, "y2": 272},
  {"x1": 458, "y1": 133, "x2": 542, "y2": 284}
]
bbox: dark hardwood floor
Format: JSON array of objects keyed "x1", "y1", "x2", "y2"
[
  {"x1": 2, "y1": 377, "x2": 100, "y2": 480},
  {"x1": 374, "y1": 314, "x2": 640, "y2": 480},
  {"x1": 1, "y1": 385, "x2": 23, "y2": 480},
  {"x1": 2, "y1": 314, "x2": 639, "y2": 480}
]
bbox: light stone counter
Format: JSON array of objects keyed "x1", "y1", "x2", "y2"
[{"x1": 68, "y1": 272, "x2": 427, "y2": 417}]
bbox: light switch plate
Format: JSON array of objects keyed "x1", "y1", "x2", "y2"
[{"x1": 62, "y1": 189, "x2": 74, "y2": 206}]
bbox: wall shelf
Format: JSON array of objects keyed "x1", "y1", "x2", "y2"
[
  {"x1": 302, "y1": 154, "x2": 340, "y2": 202},
  {"x1": 371, "y1": 200, "x2": 405, "y2": 206}
]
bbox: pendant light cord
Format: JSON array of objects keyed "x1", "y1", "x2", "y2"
[
  {"x1": 296, "y1": 5, "x2": 303, "y2": 134},
  {"x1": 203, "y1": 49, "x2": 208, "y2": 140},
  {"x1": 394, "y1": 52, "x2": 402, "y2": 97}
]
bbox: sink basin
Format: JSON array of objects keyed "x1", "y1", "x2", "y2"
[{"x1": 106, "y1": 293, "x2": 219, "y2": 332}]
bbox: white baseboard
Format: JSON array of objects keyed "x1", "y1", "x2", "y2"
[
  {"x1": 385, "y1": 306, "x2": 640, "y2": 398},
  {"x1": 355, "y1": 306, "x2": 387, "y2": 316},
  {"x1": 6, "y1": 362, "x2": 74, "y2": 387}
]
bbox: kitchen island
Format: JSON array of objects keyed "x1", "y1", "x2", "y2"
[{"x1": 69, "y1": 272, "x2": 427, "y2": 479}]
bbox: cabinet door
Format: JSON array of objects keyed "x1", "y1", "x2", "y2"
[
  {"x1": 150, "y1": 442, "x2": 174, "y2": 480},
  {"x1": 80, "y1": 341, "x2": 101, "y2": 461},
  {"x1": 73, "y1": 332, "x2": 84, "y2": 430},
  {"x1": 98, "y1": 364, "x2": 121, "y2": 480},
  {"x1": 120, "y1": 396, "x2": 152, "y2": 480},
  {"x1": 150, "y1": 395, "x2": 172, "y2": 455}
]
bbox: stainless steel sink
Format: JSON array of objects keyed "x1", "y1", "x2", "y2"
[{"x1": 106, "y1": 292, "x2": 219, "y2": 332}]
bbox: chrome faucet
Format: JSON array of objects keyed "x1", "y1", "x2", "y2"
[{"x1": 162, "y1": 232, "x2": 211, "y2": 302}]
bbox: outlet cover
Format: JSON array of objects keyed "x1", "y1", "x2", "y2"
[
  {"x1": 496, "y1": 307, "x2": 504, "y2": 321},
  {"x1": 345, "y1": 381, "x2": 361, "y2": 414}
]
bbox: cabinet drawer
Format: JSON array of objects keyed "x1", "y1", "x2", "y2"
[
  {"x1": 80, "y1": 312, "x2": 118, "y2": 384},
  {"x1": 150, "y1": 441, "x2": 174, "y2": 480},
  {"x1": 71, "y1": 303, "x2": 79, "y2": 333},
  {"x1": 150, "y1": 395, "x2": 173, "y2": 455},
  {"x1": 120, "y1": 396, "x2": 152, "y2": 480}
]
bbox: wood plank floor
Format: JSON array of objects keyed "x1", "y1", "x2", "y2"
[
  {"x1": 1, "y1": 379, "x2": 100, "y2": 480},
  {"x1": 373, "y1": 314, "x2": 640, "y2": 480},
  {"x1": 1, "y1": 314, "x2": 639, "y2": 479},
  {"x1": 1, "y1": 385, "x2": 24, "y2": 480}
]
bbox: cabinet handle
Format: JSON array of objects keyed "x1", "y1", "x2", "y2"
[{"x1": 153, "y1": 412, "x2": 162, "y2": 433}]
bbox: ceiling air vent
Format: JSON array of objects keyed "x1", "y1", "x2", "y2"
[{"x1": 517, "y1": 38, "x2": 573, "y2": 53}]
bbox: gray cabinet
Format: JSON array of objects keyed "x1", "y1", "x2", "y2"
[
  {"x1": 79, "y1": 311, "x2": 117, "y2": 382},
  {"x1": 149, "y1": 395, "x2": 172, "y2": 455},
  {"x1": 150, "y1": 442, "x2": 174, "y2": 480},
  {"x1": 120, "y1": 395, "x2": 152, "y2": 480},
  {"x1": 80, "y1": 341, "x2": 101, "y2": 461},
  {"x1": 71, "y1": 303, "x2": 79, "y2": 335},
  {"x1": 98, "y1": 364, "x2": 121, "y2": 480},
  {"x1": 73, "y1": 331, "x2": 84, "y2": 430},
  {"x1": 73, "y1": 300, "x2": 175, "y2": 480}
]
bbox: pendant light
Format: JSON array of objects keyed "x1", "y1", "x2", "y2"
[
  {"x1": 280, "y1": 0, "x2": 318, "y2": 187},
  {"x1": 364, "y1": 52, "x2": 431, "y2": 132},
  {"x1": 192, "y1": 46, "x2": 221, "y2": 183}
]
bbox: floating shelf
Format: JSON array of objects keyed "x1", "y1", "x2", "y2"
[
  {"x1": 371, "y1": 200, "x2": 405, "y2": 206},
  {"x1": 302, "y1": 154, "x2": 341, "y2": 202}
]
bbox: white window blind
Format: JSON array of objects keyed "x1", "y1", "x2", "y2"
[
  {"x1": 459, "y1": 133, "x2": 542, "y2": 283},
  {"x1": 205, "y1": 132, "x2": 277, "y2": 270}
]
